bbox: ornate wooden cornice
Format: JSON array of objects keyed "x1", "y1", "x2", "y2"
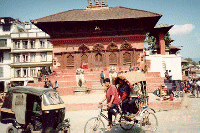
[
  {"x1": 107, "y1": 42, "x2": 118, "y2": 51},
  {"x1": 120, "y1": 41, "x2": 133, "y2": 50},
  {"x1": 93, "y1": 43, "x2": 105, "y2": 51},
  {"x1": 78, "y1": 43, "x2": 90, "y2": 52},
  {"x1": 51, "y1": 35, "x2": 146, "y2": 45}
]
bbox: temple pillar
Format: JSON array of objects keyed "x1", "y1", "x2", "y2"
[{"x1": 158, "y1": 33, "x2": 165, "y2": 55}]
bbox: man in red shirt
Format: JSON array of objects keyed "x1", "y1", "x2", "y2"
[{"x1": 99, "y1": 78, "x2": 120, "y2": 130}]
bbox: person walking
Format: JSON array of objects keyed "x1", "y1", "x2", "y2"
[
  {"x1": 37, "y1": 70, "x2": 42, "y2": 82},
  {"x1": 48, "y1": 80, "x2": 53, "y2": 89},
  {"x1": 99, "y1": 78, "x2": 120, "y2": 131},
  {"x1": 53, "y1": 81, "x2": 59, "y2": 90},
  {"x1": 100, "y1": 71, "x2": 105, "y2": 86},
  {"x1": 44, "y1": 81, "x2": 49, "y2": 88}
]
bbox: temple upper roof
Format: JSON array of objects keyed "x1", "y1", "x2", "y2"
[{"x1": 31, "y1": 6, "x2": 162, "y2": 23}]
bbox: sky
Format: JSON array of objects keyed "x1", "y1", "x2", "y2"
[{"x1": 0, "y1": 0, "x2": 199, "y2": 60}]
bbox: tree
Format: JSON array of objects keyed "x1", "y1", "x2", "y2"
[
  {"x1": 164, "y1": 32, "x2": 173, "y2": 49},
  {"x1": 144, "y1": 32, "x2": 173, "y2": 51},
  {"x1": 185, "y1": 58, "x2": 197, "y2": 67},
  {"x1": 144, "y1": 33, "x2": 158, "y2": 50}
]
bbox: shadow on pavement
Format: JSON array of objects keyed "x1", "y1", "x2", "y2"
[{"x1": 106, "y1": 125, "x2": 142, "y2": 133}]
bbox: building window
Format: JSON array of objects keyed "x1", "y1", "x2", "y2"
[
  {"x1": 67, "y1": 54, "x2": 74, "y2": 68},
  {"x1": 22, "y1": 68, "x2": 28, "y2": 77},
  {"x1": 109, "y1": 52, "x2": 117, "y2": 65},
  {"x1": 30, "y1": 40, "x2": 35, "y2": 49},
  {"x1": 81, "y1": 54, "x2": 88, "y2": 63},
  {"x1": 0, "y1": 67, "x2": 3, "y2": 77},
  {"x1": 14, "y1": 40, "x2": 20, "y2": 49},
  {"x1": 95, "y1": 53, "x2": 103, "y2": 66},
  {"x1": 15, "y1": 54, "x2": 21, "y2": 63},
  {"x1": 40, "y1": 52, "x2": 47, "y2": 61},
  {"x1": 15, "y1": 68, "x2": 21, "y2": 78},
  {"x1": 30, "y1": 53, "x2": 36, "y2": 62},
  {"x1": 3, "y1": 25, "x2": 10, "y2": 31},
  {"x1": 40, "y1": 40, "x2": 46, "y2": 48},
  {"x1": 0, "y1": 52, "x2": 3, "y2": 63},
  {"x1": 22, "y1": 40, "x2": 28, "y2": 49},
  {"x1": 47, "y1": 40, "x2": 53, "y2": 48},
  {"x1": 22, "y1": 53, "x2": 29, "y2": 62},
  {"x1": 30, "y1": 68, "x2": 36, "y2": 77},
  {"x1": 0, "y1": 39, "x2": 7, "y2": 47},
  {"x1": 123, "y1": 52, "x2": 131, "y2": 65},
  {"x1": 53, "y1": 60, "x2": 56, "y2": 65}
]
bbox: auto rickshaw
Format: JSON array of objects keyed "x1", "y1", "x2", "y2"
[{"x1": 0, "y1": 86, "x2": 70, "y2": 133}]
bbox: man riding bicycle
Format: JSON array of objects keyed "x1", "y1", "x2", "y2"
[{"x1": 99, "y1": 78, "x2": 120, "y2": 131}]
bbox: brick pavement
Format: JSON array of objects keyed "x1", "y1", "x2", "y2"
[{"x1": 62, "y1": 92, "x2": 185, "y2": 111}]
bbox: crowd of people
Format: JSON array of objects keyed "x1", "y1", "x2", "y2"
[
  {"x1": 44, "y1": 80, "x2": 59, "y2": 90},
  {"x1": 37, "y1": 68, "x2": 57, "y2": 82},
  {"x1": 36, "y1": 67, "x2": 59, "y2": 90}
]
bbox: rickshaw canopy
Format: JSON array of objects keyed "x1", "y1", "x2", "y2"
[
  {"x1": 115, "y1": 71, "x2": 146, "y2": 87},
  {"x1": 8, "y1": 86, "x2": 57, "y2": 96}
]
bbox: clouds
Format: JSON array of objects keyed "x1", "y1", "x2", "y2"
[{"x1": 169, "y1": 24, "x2": 195, "y2": 35}]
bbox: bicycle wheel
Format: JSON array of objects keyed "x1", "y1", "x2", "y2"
[
  {"x1": 140, "y1": 112, "x2": 158, "y2": 132},
  {"x1": 84, "y1": 117, "x2": 105, "y2": 133},
  {"x1": 120, "y1": 115, "x2": 134, "y2": 130}
]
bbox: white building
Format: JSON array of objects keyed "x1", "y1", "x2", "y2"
[
  {"x1": 145, "y1": 24, "x2": 182, "y2": 81},
  {"x1": 10, "y1": 21, "x2": 53, "y2": 87},
  {"x1": 145, "y1": 54, "x2": 182, "y2": 80},
  {"x1": 0, "y1": 17, "x2": 15, "y2": 92},
  {"x1": 0, "y1": 17, "x2": 53, "y2": 91}
]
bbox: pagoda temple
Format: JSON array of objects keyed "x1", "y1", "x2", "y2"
[{"x1": 30, "y1": 1, "x2": 169, "y2": 94}]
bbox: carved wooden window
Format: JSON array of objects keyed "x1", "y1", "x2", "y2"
[
  {"x1": 78, "y1": 44, "x2": 89, "y2": 52},
  {"x1": 95, "y1": 53, "x2": 102, "y2": 62},
  {"x1": 109, "y1": 53, "x2": 117, "y2": 65},
  {"x1": 81, "y1": 54, "x2": 88, "y2": 63},
  {"x1": 93, "y1": 43, "x2": 104, "y2": 51},
  {"x1": 95, "y1": 53, "x2": 103, "y2": 67},
  {"x1": 67, "y1": 54, "x2": 74, "y2": 68},
  {"x1": 123, "y1": 52, "x2": 131, "y2": 65},
  {"x1": 107, "y1": 43, "x2": 118, "y2": 51},
  {"x1": 120, "y1": 43, "x2": 132, "y2": 50}
]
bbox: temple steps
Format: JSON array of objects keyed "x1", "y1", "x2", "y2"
[{"x1": 28, "y1": 69, "x2": 165, "y2": 95}]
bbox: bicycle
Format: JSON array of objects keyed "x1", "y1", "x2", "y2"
[
  {"x1": 84, "y1": 102, "x2": 158, "y2": 132},
  {"x1": 84, "y1": 104, "x2": 108, "y2": 133}
]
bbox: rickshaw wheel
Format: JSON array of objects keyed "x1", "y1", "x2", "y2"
[
  {"x1": 120, "y1": 116, "x2": 134, "y2": 130},
  {"x1": 6, "y1": 125, "x2": 18, "y2": 133},
  {"x1": 44, "y1": 127, "x2": 53, "y2": 133},
  {"x1": 140, "y1": 112, "x2": 158, "y2": 132}
]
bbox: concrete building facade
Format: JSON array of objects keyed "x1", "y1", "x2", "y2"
[
  {"x1": 10, "y1": 22, "x2": 53, "y2": 86},
  {"x1": 0, "y1": 17, "x2": 14, "y2": 92}
]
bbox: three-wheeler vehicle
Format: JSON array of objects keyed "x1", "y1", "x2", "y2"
[{"x1": 0, "y1": 86, "x2": 70, "y2": 133}]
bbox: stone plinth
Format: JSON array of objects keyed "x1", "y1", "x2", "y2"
[{"x1": 74, "y1": 86, "x2": 90, "y2": 95}]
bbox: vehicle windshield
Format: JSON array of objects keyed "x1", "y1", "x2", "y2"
[{"x1": 43, "y1": 91, "x2": 64, "y2": 106}]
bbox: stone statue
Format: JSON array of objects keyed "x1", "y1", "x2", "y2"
[
  {"x1": 76, "y1": 68, "x2": 85, "y2": 87},
  {"x1": 109, "y1": 66, "x2": 118, "y2": 85}
]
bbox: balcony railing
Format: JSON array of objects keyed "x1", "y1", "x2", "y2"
[{"x1": 11, "y1": 32, "x2": 50, "y2": 38}]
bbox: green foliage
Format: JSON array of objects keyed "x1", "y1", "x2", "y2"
[
  {"x1": 145, "y1": 32, "x2": 173, "y2": 51},
  {"x1": 144, "y1": 33, "x2": 158, "y2": 50},
  {"x1": 164, "y1": 32, "x2": 172, "y2": 49},
  {"x1": 185, "y1": 58, "x2": 197, "y2": 67}
]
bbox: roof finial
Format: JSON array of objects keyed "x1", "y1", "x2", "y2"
[{"x1": 87, "y1": 0, "x2": 108, "y2": 9}]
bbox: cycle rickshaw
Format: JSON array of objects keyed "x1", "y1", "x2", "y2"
[{"x1": 84, "y1": 71, "x2": 158, "y2": 132}]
